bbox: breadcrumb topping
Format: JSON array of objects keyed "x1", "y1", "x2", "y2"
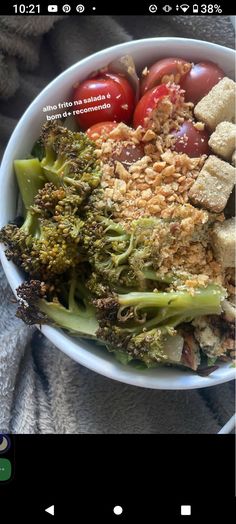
[{"x1": 90, "y1": 91, "x2": 229, "y2": 289}]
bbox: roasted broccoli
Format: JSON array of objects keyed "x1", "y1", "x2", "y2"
[
  {"x1": 40, "y1": 121, "x2": 101, "y2": 198},
  {"x1": 16, "y1": 274, "x2": 98, "y2": 337},
  {"x1": 0, "y1": 159, "x2": 83, "y2": 279},
  {"x1": 95, "y1": 285, "x2": 226, "y2": 328},
  {"x1": 2, "y1": 118, "x2": 232, "y2": 372},
  {"x1": 96, "y1": 324, "x2": 177, "y2": 366},
  {"x1": 82, "y1": 214, "x2": 194, "y2": 291},
  {"x1": 82, "y1": 214, "x2": 136, "y2": 288},
  {"x1": 95, "y1": 285, "x2": 226, "y2": 365}
]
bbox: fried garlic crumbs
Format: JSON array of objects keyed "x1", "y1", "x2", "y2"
[
  {"x1": 193, "y1": 121, "x2": 205, "y2": 131},
  {"x1": 142, "y1": 66, "x2": 149, "y2": 77},
  {"x1": 90, "y1": 92, "x2": 227, "y2": 288}
]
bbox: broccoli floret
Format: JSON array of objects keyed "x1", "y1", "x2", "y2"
[
  {"x1": 82, "y1": 215, "x2": 164, "y2": 290},
  {"x1": 97, "y1": 324, "x2": 181, "y2": 367},
  {"x1": 0, "y1": 160, "x2": 83, "y2": 279},
  {"x1": 82, "y1": 214, "x2": 136, "y2": 287},
  {"x1": 95, "y1": 285, "x2": 226, "y2": 328},
  {"x1": 0, "y1": 158, "x2": 44, "y2": 273},
  {"x1": 86, "y1": 272, "x2": 111, "y2": 298},
  {"x1": 40, "y1": 121, "x2": 101, "y2": 198},
  {"x1": 14, "y1": 158, "x2": 46, "y2": 209},
  {"x1": 82, "y1": 214, "x2": 198, "y2": 292},
  {"x1": 16, "y1": 275, "x2": 98, "y2": 337},
  {"x1": 32, "y1": 182, "x2": 84, "y2": 241},
  {"x1": 95, "y1": 285, "x2": 226, "y2": 367},
  {"x1": 95, "y1": 285, "x2": 226, "y2": 366}
]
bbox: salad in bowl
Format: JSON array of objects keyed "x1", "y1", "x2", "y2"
[{"x1": 0, "y1": 38, "x2": 235, "y2": 387}]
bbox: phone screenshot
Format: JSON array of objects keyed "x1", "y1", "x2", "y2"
[{"x1": 0, "y1": 2, "x2": 235, "y2": 521}]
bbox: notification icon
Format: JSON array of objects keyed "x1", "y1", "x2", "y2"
[
  {"x1": 0, "y1": 459, "x2": 11, "y2": 481},
  {"x1": 48, "y1": 5, "x2": 58, "y2": 12},
  {"x1": 149, "y1": 4, "x2": 158, "y2": 12},
  {"x1": 0, "y1": 435, "x2": 11, "y2": 453},
  {"x1": 62, "y1": 4, "x2": 71, "y2": 12},
  {"x1": 76, "y1": 4, "x2": 85, "y2": 12}
]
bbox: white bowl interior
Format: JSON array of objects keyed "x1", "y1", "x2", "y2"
[{"x1": 0, "y1": 38, "x2": 235, "y2": 389}]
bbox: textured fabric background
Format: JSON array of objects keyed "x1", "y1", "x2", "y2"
[{"x1": 0, "y1": 15, "x2": 235, "y2": 434}]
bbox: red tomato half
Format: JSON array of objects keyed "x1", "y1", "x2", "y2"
[
  {"x1": 172, "y1": 121, "x2": 210, "y2": 157},
  {"x1": 133, "y1": 84, "x2": 170, "y2": 128},
  {"x1": 141, "y1": 57, "x2": 190, "y2": 95},
  {"x1": 180, "y1": 61, "x2": 225, "y2": 104},
  {"x1": 73, "y1": 74, "x2": 135, "y2": 130},
  {"x1": 86, "y1": 121, "x2": 118, "y2": 140}
]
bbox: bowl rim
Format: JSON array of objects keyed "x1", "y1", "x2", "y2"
[{"x1": 1, "y1": 37, "x2": 235, "y2": 390}]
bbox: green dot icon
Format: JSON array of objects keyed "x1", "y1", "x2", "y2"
[{"x1": 0, "y1": 458, "x2": 12, "y2": 481}]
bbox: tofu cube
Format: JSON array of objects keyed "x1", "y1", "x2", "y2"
[
  {"x1": 194, "y1": 77, "x2": 236, "y2": 131},
  {"x1": 209, "y1": 122, "x2": 236, "y2": 161},
  {"x1": 212, "y1": 217, "x2": 235, "y2": 267},
  {"x1": 232, "y1": 150, "x2": 236, "y2": 166},
  {"x1": 189, "y1": 155, "x2": 235, "y2": 213}
]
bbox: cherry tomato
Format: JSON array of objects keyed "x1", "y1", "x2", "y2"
[
  {"x1": 180, "y1": 61, "x2": 225, "y2": 104},
  {"x1": 141, "y1": 57, "x2": 190, "y2": 95},
  {"x1": 172, "y1": 121, "x2": 210, "y2": 157},
  {"x1": 86, "y1": 121, "x2": 118, "y2": 140},
  {"x1": 112, "y1": 143, "x2": 144, "y2": 167},
  {"x1": 133, "y1": 84, "x2": 170, "y2": 128},
  {"x1": 73, "y1": 74, "x2": 135, "y2": 130}
]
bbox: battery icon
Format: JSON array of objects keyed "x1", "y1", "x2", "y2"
[{"x1": 192, "y1": 4, "x2": 199, "y2": 12}]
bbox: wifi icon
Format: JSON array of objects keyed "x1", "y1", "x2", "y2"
[{"x1": 180, "y1": 4, "x2": 190, "y2": 12}]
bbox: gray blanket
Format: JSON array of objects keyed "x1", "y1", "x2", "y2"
[{"x1": 0, "y1": 15, "x2": 235, "y2": 434}]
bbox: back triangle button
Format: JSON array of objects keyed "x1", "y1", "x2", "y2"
[{"x1": 45, "y1": 505, "x2": 54, "y2": 516}]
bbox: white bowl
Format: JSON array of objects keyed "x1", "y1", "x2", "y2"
[{"x1": 0, "y1": 38, "x2": 235, "y2": 389}]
